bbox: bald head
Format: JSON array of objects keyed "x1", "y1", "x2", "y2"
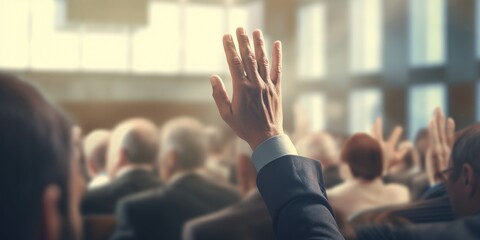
[
  {"x1": 84, "y1": 130, "x2": 110, "y2": 177},
  {"x1": 297, "y1": 132, "x2": 339, "y2": 167},
  {"x1": 107, "y1": 118, "x2": 159, "y2": 178}
]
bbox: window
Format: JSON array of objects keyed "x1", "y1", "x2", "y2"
[
  {"x1": 408, "y1": 84, "x2": 447, "y2": 139},
  {"x1": 132, "y1": 2, "x2": 181, "y2": 74},
  {"x1": 349, "y1": 88, "x2": 383, "y2": 134},
  {"x1": 30, "y1": 0, "x2": 81, "y2": 71},
  {"x1": 0, "y1": 0, "x2": 30, "y2": 69},
  {"x1": 80, "y1": 28, "x2": 129, "y2": 72},
  {"x1": 184, "y1": 4, "x2": 225, "y2": 74},
  {"x1": 349, "y1": 0, "x2": 382, "y2": 73},
  {"x1": 0, "y1": 0, "x2": 262, "y2": 74},
  {"x1": 295, "y1": 93, "x2": 326, "y2": 133},
  {"x1": 297, "y1": 2, "x2": 326, "y2": 80},
  {"x1": 228, "y1": 6, "x2": 248, "y2": 35},
  {"x1": 246, "y1": 1, "x2": 264, "y2": 32},
  {"x1": 409, "y1": 0, "x2": 446, "y2": 66}
]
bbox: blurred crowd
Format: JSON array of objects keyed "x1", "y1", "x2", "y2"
[{"x1": 1, "y1": 55, "x2": 479, "y2": 239}]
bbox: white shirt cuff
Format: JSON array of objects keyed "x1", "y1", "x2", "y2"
[{"x1": 251, "y1": 134, "x2": 298, "y2": 171}]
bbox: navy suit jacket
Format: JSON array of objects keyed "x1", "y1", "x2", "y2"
[{"x1": 256, "y1": 155, "x2": 344, "y2": 240}]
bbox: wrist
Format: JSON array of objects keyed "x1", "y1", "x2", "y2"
[{"x1": 247, "y1": 129, "x2": 284, "y2": 150}]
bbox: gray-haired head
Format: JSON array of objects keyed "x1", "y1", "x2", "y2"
[
  {"x1": 107, "y1": 118, "x2": 159, "y2": 178},
  {"x1": 296, "y1": 132, "x2": 339, "y2": 167},
  {"x1": 159, "y1": 117, "x2": 208, "y2": 180}
]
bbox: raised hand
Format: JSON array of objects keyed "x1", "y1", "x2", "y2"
[
  {"x1": 210, "y1": 27, "x2": 284, "y2": 150},
  {"x1": 426, "y1": 108, "x2": 455, "y2": 186},
  {"x1": 371, "y1": 118, "x2": 409, "y2": 171}
]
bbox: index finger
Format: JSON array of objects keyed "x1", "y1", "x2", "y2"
[
  {"x1": 236, "y1": 27, "x2": 259, "y2": 83},
  {"x1": 371, "y1": 117, "x2": 384, "y2": 142},
  {"x1": 435, "y1": 108, "x2": 447, "y2": 146},
  {"x1": 446, "y1": 117, "x2": 456, "y2": 147},
  {"x1": 387, "y1": 126, "x2": 403, "y2": 147},
  {"x1": 253, "y1": 29, "x2": 270, "y2": 82},
  {"x1": 429, "y1": 118, "x2": 440, "y2": 150},
  {"x1": 223, "y1": 34, "x2": 246, "y2": 82}
]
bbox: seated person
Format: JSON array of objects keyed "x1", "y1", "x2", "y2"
[
  {"x1": 111, "y1": 117, "x2": 240, "y2": 240},
  {"x1": 201, "y1": 126, "x2": 235, "y2": 184},
  {"x1": 81, "y1": 118, "x2": 162, "y2": 215},
  {"x1": 296, "y1": 132, "x2": 343, "y2": 189},
  {"x1": 328, "y1": 133, "x2": 410, "y2": 218},
  {"x1": 0, "y1": 73, "x2": 85, "y2": 239},
  {"x1": 183, "y1": 139, "x2": 274, "y2": 240},
  {"x1": 83, "y1": 129, "x2": 111, "y2": 189}
]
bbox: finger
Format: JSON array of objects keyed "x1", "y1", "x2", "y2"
[
  {"x1": 210, "y1": 75, "x2": 232, "y2": 122},
  {"x1": 236, "y1": 27, "x2": 259, "y2": 82},
  {"x1": 387, "y1": 126, "x2": 403, "y2": 147},
  {"x1": 425, "y1": 149, "x2": 436, "y2": 186},
  {"x1": 429, "y1": 118, "x2": 440, "y2": 150},
  {"x1": 270, "y1": 41, "x2": 282, "y2": 89},
  {"x1": 371, "y1": 117, "x2": 384, "y2": 142},
  {"x1": 435, "y1": 108, "x2": 447, "y2": 146},
  {"x1": 223, "y1": 34, "x2": 246, "y2": 82},
  {"x1": 446, "y1": 117, "x2": 456, "y2": 147},
  {"x1": 253, "y1": 30, "x2": 270, "y2": 82}
]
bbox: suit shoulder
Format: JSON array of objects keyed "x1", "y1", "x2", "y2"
[
  {"x1": 84, "y1": 183, "x2": 113, "y2": 199},
  {"x1": 117, "y1": 187, "x2": 167, "y2": 212}
]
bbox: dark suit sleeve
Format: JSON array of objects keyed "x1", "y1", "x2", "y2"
[
  {"x1": 256, "y1": 155, "x2": 344, "y2": 240},
  {"x1": 111, "y1": 199, "x2": 137, "y2": 240}
]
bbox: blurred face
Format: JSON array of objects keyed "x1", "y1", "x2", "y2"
[
  {"x1": 445, "y1": 162, "x2": 480, "y2": 218},
  {"x1": 446, "y1": 171, "x2": 464, "y2": 218},
  {"x1": 445, "y1": 162, "x2": 473, "y2": 219}
]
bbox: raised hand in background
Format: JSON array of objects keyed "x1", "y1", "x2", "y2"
[
  {"x1": 210, "y1": 27, "x2": 283, "y2": 150},
  {"x1": 371, "y1": 118, "x2": 409, "y2": 172},
  {"x1": 426, "y1": 108, "x2": 455, "y2": 186}
]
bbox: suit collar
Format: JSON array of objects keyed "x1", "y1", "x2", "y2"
[
  {"x1": 116, "y1": 165, "x2": 153, "y2": 179},
  {"x1": 115, "y1": 167, "x2": 155, "y2": 184},
  {"x1": 168, "y1": 171, "x2": 204, "y2": 186}
]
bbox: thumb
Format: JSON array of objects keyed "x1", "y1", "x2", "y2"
[{"x1": 210, "y1": 75, "x2": 232, "y2": 122}]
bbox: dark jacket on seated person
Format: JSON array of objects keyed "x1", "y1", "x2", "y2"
[
  {"x1": 111, "y1": 172, "x2": 240, "y2": 240},
  {"x1": 81, "y1": 168, "x2": 161, "y2": 215},
  {"x1": 183, "y1": 190, "x2": 274, "y2": 240}
]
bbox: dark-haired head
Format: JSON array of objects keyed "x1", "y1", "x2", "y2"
[
  {"x1": 0, "y1": 72, "x2": 82, "y2": 239},
  {"x1": 341, "y1": 133, "x2": 383, "y2": 181},
  {"x1": 446, "y1": 124, "x2": 480, "y2": 218}
]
